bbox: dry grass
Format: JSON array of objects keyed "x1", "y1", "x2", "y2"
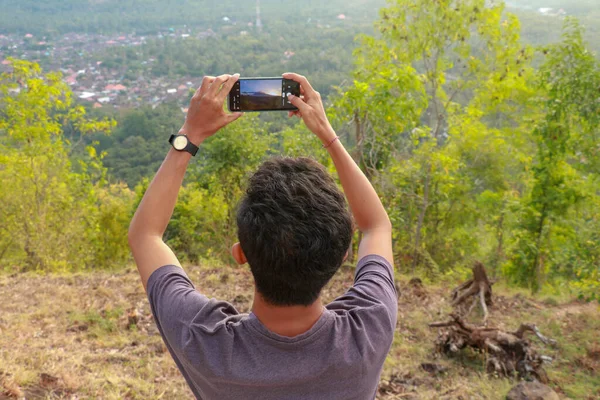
[{"x1": 0, "y1": 263, "x2": 598, "y2": 399}]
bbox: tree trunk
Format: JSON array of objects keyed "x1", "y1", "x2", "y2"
[
  {"x1": 0, "y1": 237, "x2": 13, "y2": 266},
  {"x1": 345, "y1": 110, "x2": 367, "y2": 265},
  {"x1": 492, "y1": 209, "x2": 505, "y2": 277},
  {"x1": 353, "y1": 110, "x2": 364, "y2": 164},
  {"x1": 532, "y1": 211, "x2": 547, "y2": 293},
  {"x1": 412, "y1": 164, "x2": 431, "y2": 273},
  {"x1": 451, "y1": 261, "x2": 493, "y2": 323}
]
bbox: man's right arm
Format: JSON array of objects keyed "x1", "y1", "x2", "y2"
[{"x1": 284, "y1": 73, "x2": 393, "y2": 266}]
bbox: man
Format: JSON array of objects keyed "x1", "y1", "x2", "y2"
[{"x1": 128, "y1": 72, "x2": 397, "y2": 399}]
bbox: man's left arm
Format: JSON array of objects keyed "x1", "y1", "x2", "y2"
[{"x1": 128, "y1": 73, "x2": 242, "y2": 290}]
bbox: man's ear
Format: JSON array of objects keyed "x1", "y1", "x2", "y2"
[
  {"x1": 231, "y1": 242, "x2": 247, "y2": 265},
  {"x1": 343, "y1": 250, "x2": 349, "y2": 262}
]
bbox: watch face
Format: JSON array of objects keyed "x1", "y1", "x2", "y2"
[{"x1": 173, "y1": 135, "x2": 188, "y2": 150}]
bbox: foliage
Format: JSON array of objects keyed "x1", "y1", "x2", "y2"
[
  {"x1": 94, "y1": 102, "x2": 185, "y2": 187},
  {"x1": 332, "y1": 0, "x2": 535, "y2": 275},
  {"x1": 93, "y1": 184, "x2": 137, "y2": 269},
  {"x1": 0, "y1": 59, "x2": 127, "y2": 271},
  {"x1": 506, "y1": 19, "x2": 600, "y2": 293},
  {"x1": 1, "y1": 1, "x2": 598, "y2": 300},
  {"x1": 163, "y1": 183, "x2": 229, "y2": 263},
  {"x1": 328, "y1": 0, "x2": 599, "y2": 298}
]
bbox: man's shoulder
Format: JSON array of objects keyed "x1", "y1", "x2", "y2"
[
  {"x1": 355, "y1": 254, "x2": 395, "y2": 285},
  {"x1": 326, "y1": 254, "x2": 398, "y2": 334}
]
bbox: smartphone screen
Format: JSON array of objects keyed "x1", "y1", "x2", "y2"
[{"x1": 228, "y1": 78, "x2": 301, "y2": 112}]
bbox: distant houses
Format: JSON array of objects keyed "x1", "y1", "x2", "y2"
[
  {"x1": 78, "y1": 92, "x2": 96, "y2": 100},
  {"x1": 0, "y1": 24, "x2": 304, "y2": 110},
  {"x1": 105, "y1": 84, "x2": 127, "y2": 92},
  {"x1": 538, "y1": 8, "x2": 567, "y2": 17}
]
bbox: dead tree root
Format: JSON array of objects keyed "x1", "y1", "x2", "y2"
[
  {"x1": 429, "y1": 313, "x2": 556, "y2": 383},
  {"x1": 451, "y1": 261, "x2": 494, "y2": 323}
]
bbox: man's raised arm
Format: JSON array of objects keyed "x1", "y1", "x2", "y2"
[
  {"x1": 128, "y1": 74, "x2": 242, "y2": 290},
  {"x1": 283, "y1": 73, "x2": 393, "y2": 265}
]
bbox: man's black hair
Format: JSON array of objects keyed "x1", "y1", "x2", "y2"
[{"x1": 237, "y1": 157, "x2": 353, "y2": 306}]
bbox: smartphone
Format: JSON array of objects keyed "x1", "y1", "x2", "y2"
[{"x1": 228, "y1": 77, "x2": 301, "y2": 112}]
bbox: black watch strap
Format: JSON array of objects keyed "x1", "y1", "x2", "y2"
[
  {"x1": 184, "y1": 140, "x2": 199, "y2": 156},
  {"x1": 169, "y1": 134, "x2": 199, "y2": 156}
]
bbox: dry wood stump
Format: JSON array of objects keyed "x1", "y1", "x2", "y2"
[
  {"x1": 451, "y1": 261, "x2": 494, "y2": 323},
  {"x1": 429, "y1": 313, "x2": 556, "y2": 383}
]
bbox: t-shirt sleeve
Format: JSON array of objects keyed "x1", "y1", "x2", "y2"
[
  {"x1": 146, "y1": 265, "x2": 239, "y2": 354},
  {"x1": 355, "y1": 254, "x2": 397, "y2": 306},
  {"x1": 327, "y1": 255, "x2": 398, "y2": 328}
]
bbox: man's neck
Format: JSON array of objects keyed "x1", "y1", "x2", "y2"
[{"x1": 251, "y1": 291, "x2": 325, "y2": 337}]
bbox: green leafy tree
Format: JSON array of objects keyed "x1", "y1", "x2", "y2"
[
  {"x1": 507, "y1": 19, "x2": 600, "y2": 292},
  {"x1": 0, "y1": 59, "x2": 124, "y2": 271},
  {"x1": 333, "y1": 0, "x2": 535, "y2": 274}
]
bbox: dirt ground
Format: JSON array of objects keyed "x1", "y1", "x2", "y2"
[{"x1": 0, "y1": 262, "x2": 598, "y2": 399}]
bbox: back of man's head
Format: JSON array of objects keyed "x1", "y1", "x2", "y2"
[{"x1": 237, "y1": 157, "x2": 353, "y2": 306}]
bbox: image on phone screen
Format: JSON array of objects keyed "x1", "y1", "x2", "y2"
[{"x1": 228, "y1": 78, "x2": 300, "y2": 112}]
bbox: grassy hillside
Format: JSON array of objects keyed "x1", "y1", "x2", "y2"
[{"x1": 1, "y1": 263, "x2": 598, "y2": 399}]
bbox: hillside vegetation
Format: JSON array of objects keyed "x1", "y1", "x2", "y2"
[
  {"x1": 1, "y1": 1, "x2": 599, "y2": 397},
  {"x1": 2, "y1": 0, "x2": 599, "y2": 294},
  {"x1": 1, "y1": 263, "x2": 599, "y2": 399}
]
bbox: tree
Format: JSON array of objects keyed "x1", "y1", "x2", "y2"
[
  {"x1": 506, "y1": 19, "x2": 600, "y2": 292},
  {"x1": 0, "y1": 59, "x2": 123, "y2": 271},
  {"x1": 333, "y1": 0, "x2": 535, "y2": 274}
]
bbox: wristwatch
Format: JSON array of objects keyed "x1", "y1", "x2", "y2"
[{"x1": 169, "y1": 134, "x2": 199, "y2": 156}]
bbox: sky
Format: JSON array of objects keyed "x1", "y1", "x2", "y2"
[{"x1": 241, "y1": 79, "x2": 281, "y2": 96}]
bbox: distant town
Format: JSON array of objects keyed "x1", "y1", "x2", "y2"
[
  {"x1": 0, "y1": 28, "x2": 222, "y2": 112},
  {"x1": 0, "y1": 11, "x2": 351, "y2": 113},
  {"x1": 0, "y1": 3, "x2": 569, "y2": 113}
]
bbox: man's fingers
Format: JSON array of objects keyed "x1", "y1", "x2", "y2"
[
  {"x1": 226, "y1": 112, "x2": 244, "y2": 123},
  {"x1": 287, "y1": 94, "x2": 309, "y2": 114},
  {"x1": 283, "y1": 73, "x2": 316, "y2": 97},
  {"x1": 208, "y1": 74, "x2": 231, "y2": 97},
  {"x1": 217, "y1": 74, "x2": 240, "y2": 103},
  {"x1": 283, "y1": 72, "x2": 313, "y2": 90},
  {"x1": 196, "y1": 76, "x2": 215, "y2": 97}
]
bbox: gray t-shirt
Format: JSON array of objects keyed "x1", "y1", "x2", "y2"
[{"x1": 147, "y1": 255, "x2": 398, "y2": 400}]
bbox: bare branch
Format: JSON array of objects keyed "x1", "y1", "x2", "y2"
[
  {"x1": 451, "y1": 284, "x2": 479, "y2": 306},
  {"x1": 484, "y1": 339, "x2": 503, "y2": 354},
  {"x1": 429, "y1": 320, "x2": 456, "y2": 328},
  {"x1": 464, "y1": 297, "x2": 478, "y2": 318},
  {"x1": 513, "y1": 324, "x2": 557, "y2": 346},
  {"x1": 479, "y1": 284, "x2": 489, "y2": 324}
]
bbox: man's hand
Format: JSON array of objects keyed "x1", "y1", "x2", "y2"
[
  {"x1": 180, "y1": 74, "x2": 243, "y2": 144},
  {"x1": 283, "y1": 73, "x2": 337, "y2": 145}
]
